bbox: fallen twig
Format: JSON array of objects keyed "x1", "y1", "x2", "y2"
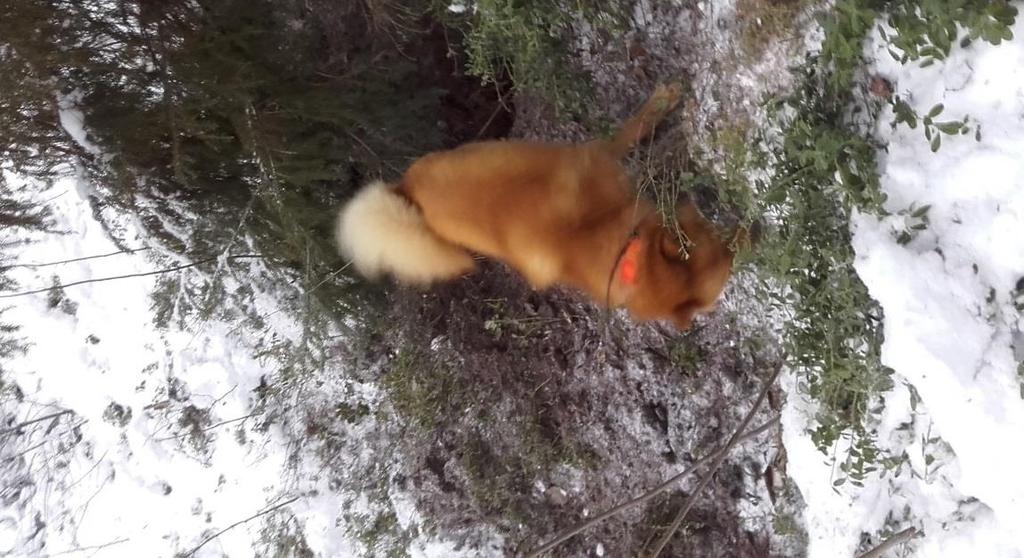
[
  {"x1": 0, "y1": 409, "x2": 74, "y2": 437},
  {"x1": 856, "y1": 527, "x2": 920, "y2": 558},
  {"x1": 183, "y1": 496, "x2": 299, "y2": 557},
  {"x1": 646, "y1": 363, "x2": 783, "y2": 557},
  {"x1": 155, "y1": 412, "x2": 257, "y2": 443},
  {"x1": 2, "y1": 420, "x2": 89, "y2": 462},
  {"x1": 48, "y1": 536, "x2": 130, "y2": 556},
  {"x1": 524, "y1": 413, "x2": 781, "y2": 557},
  {"x1": 5, "y1": 247, "x2": 149, "y2": 269},
  {"x1": 0, "y1": 254, "x2": 264, "y2": 299}
]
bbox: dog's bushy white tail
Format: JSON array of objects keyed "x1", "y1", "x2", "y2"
[{"x1": 335, "y1": 180, "x2": 474, "y2": 285}]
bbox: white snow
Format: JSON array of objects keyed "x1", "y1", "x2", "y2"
[
  {"x1": 57, "y1": 92, "x2": 103, "y2": 157},
  {"x1": 0, "y1": 171, "x2": 345, "y2": 556},
  {"x1": 0, "y1": 167, "x2": 496, "y2": 556},
  {"x1": 783, "y1": 15, "x2": 1024, "y2": 558}
]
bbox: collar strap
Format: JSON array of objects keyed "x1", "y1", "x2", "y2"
[{"x1": 613, "y1": 233, "x2": 642, "y2": 286}]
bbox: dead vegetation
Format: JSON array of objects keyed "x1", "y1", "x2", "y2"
[
  {"x1": 734, "y1": 0, "x2": 808, "y2": 56},
  {"x1": 343, "y1": 257, "x2": 800, "y2": 555}
]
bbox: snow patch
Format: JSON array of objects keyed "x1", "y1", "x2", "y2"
[
  {"x1": 0, "y1": 170, "x2": 486, "y2": 556},
  {"x1": 784, "y1": 15, "x2": 1024, "y2": 557},
  {"x1": 57, "y1": 92, "x2": 103, "y2": 156}
]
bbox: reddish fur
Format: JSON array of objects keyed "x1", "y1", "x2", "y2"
[{"x1": 344, "y1": 84, "x2": 739, "y2": 329}]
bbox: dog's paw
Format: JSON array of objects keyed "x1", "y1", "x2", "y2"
[{"x1": 651, "y1": 82, "x2": 683, "y2": 113}]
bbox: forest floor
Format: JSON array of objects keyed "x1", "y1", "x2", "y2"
[
  {"x1": 1, "y1": 1, "x2": 811, "y2": 556},
  {"x1": 5, "y1": 0, "x2": 1023, "y2": 556}
]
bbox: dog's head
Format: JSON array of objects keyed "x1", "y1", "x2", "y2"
[{"x1": 615, "y1": 202, "x2": 739, "y2": 329}]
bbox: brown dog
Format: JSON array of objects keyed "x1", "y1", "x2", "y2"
[{"x1": 336, "y1": 84, "x2": 738, "y2": 329}]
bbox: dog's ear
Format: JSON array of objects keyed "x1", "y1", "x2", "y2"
[
  {"x1": 675, "y1": 200, "x2": 703, "y2": 230},
  {"x1": 659, "y1": 229, "x2": 684, "y2": 261}
]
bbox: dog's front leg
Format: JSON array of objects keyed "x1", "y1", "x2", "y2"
[{"x1": 606, "y1": 83, "x2": 683, "y2": 158}]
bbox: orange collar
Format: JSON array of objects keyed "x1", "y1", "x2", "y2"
[{"x1": 614, "y1": 236, "x2": 643, "y2": 286}]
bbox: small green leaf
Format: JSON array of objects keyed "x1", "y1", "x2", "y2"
[
  {"x1": 936, "y1": 121, "x2": 962, "y2": 135},
  {"x1": 764, "y1": 187, "x2": 787, "y2": 204},
  {"x1": 944, "y1": 20, "x2": 959, "y2": 43},
  {"x1": 931, "y1": 134, "x2": 941, "y2": 152},
  {"x1": 984, "y1": 26, "x2": 1003, "y2": 44},
  {"x1": 911, "y1": 204, "x2": 932, "y2": 218},
  {"x1": 920, "y1": 45, "x2": 945, "y2": 60},
  {"x1": 927, "y1": 103, "x2": 944, "y2": 118}
]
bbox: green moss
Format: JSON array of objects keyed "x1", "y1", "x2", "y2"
[{"x1": 379, "y1": 347, "x2": 464, "y2": 431}]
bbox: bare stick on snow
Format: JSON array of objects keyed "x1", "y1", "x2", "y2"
[
  {"x1": 0, "y1": 254, "x2": 265, "y2": 299},
  {"x1": 0, "y1": 409, "x2": 74, "y2": 437},
  {"x1": 857, "y1": 527, "x2": 920, "y2": 558},
  {"x1": 5, "y1": 246, "x2": 150, "y2": 269},
  {"x1": 183, "y1": 496, "x2": 300, "y2": 557}
]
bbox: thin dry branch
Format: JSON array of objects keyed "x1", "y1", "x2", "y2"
[
  {"x1": 0, "y1": 409, "x2": 73, "y2": 437},
  {"x1": 4, "y1": 247, "x2": 149, "y2": 269},
  {"x1": 183, "y1": 496, "x2": 299, "y2": 557},
  {"x1": 3, "y1": 420, "x2": 89, "y2": 463},
  {"x1": 0, "y1": 254, "x2": 265, "y2": 299},
  {"x1": 49, "y1": 536, "x2": 130, "y2": 556},
  {"x1": 524, "y1": 412, "x2": 781, "y2": 557},
  {"x1": 155, "y1": 412, "x2": 257, "y2": 443},
  {"x1": 856, "y1": 527, "x2": 920, "y2": 558},
  {"x1": 646, "y1": 363, "x2": 783, "y2": 557}
]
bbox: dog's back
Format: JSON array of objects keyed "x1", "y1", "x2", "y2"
[
  {"x1": 334, "y1": 84, "x2": 740, "y2": 329},
  {"x1": 400, "y1": 141, "x2": 636, "y2": 290}
]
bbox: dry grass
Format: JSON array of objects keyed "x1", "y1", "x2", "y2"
[{"x1": 734, "y1": 0, "x2": 807, "y2": 55}]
